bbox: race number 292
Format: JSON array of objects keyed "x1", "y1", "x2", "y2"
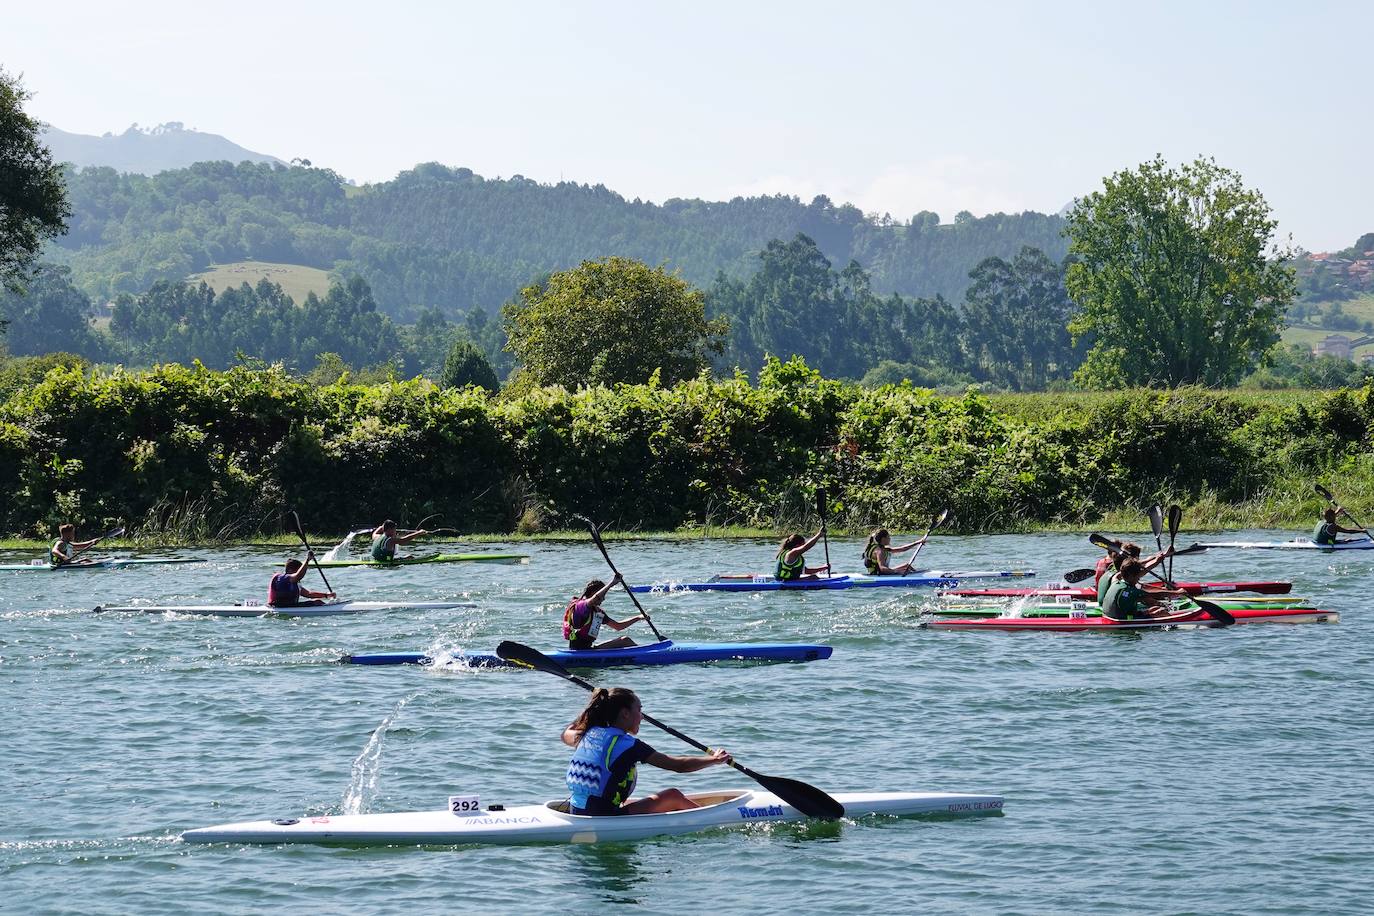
[{"x1": 449, "y1": 795, "x2": 481, "y2": 814}]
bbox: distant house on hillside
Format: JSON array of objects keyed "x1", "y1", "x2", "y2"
[{"x1": 1316, "y1": 334, "x2": 1353, "y2": 360}]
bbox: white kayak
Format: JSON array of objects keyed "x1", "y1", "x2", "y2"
[
  {"x1": 93, "y1": 599, "x2": 475, "y2": 618},
  {"x1": 1199, "y1": 538, "x2": 1374, "y2": 550},
  {"x1": 182, "y1": 788, "x2": 1004, "y2": 846},
  {"x1": 0, "y1": 557, "x2": 204, "y2": 571}
]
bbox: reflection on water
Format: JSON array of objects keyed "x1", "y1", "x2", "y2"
[{"x1": 566, "y1": 842, "x2": 648, "y2": 904}]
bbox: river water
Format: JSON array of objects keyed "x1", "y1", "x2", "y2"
[{"x1": 1, "y1": 532, "x2": 1368, "y2": 914}]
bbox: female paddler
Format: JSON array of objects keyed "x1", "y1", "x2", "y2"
[
  {"x1": 1102, "y1": 558, "x2": 1189, "y2": 621},
  {"x1": 564, "y1": 574, "x2": 647, "y2": 650},
  {"x1": 862, "y1": 528, "x2": 926, "y2": 575},
  {"x1": 1095, "y1": 542, "x2": 1171, "y2": 606},
  {"x1": 775, "y1": 527, "x2": 830, "y2": 581},
  {"x1": 1312, "y1": 508, "x2": 1365, "y2": 546},
  {"x1": 563, "y1": 687, "x2": 731, "y2": 815}
]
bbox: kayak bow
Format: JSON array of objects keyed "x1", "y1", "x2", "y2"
[
  {"x1": 94, "y1": 599, "x2": 475, "y2": 618},
  {"x1": 313, "y1": 553, "x2": 530, "y2": 568}
]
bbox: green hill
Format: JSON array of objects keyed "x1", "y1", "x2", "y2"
[{"x1": 187, "y1": 261, "x2": 332, "y2": 302}]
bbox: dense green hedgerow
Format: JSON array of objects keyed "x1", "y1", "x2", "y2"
[{"x1": 2, "y1": 356, "x2": 1371, "y2": 538}]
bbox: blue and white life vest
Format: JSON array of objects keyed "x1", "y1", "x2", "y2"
[{"x1": 566, "y1": 726, "x2": 639, "y2": 809}]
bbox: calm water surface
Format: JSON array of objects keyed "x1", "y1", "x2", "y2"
[{"x1": 1, "y1": 533, "x2": 1369, "y2": 914}]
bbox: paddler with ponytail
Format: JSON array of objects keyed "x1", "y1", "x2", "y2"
[
  {"x1": 563, "y1": 687, "x2": 731, "y2": 815},
  {"x1": 1312, "y1": 508, "x2": 1365, "y2": 546},
  {"x1": 563, "y1": 574, "x2": 646, "y2": 650},
  {"x1": 775, "y1": 527, "x2": 829, "y2": 581},
  {"x1": 862, "y1": 528, "x2": 926, "y2": 575}
]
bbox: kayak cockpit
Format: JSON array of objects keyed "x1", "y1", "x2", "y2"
[{"x1": 544, "y1": 791, "x2": 751, "y2": 816}]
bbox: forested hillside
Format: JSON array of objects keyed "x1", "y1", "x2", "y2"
[{"x1": 48, "y1": 161, "x2": 1069, "y2": 317}]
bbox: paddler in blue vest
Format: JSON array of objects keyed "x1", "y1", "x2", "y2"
[
  {"x1": 1102, "y1": 558, "x2": 1188, "y2": 621},
  {"x1": 862, "y1": 528, "x2": 926, "y2": 575},
  {"x1": 775, "y1": 528, "x2": 830, "y2": 580},
  {"x1": 50, "y1": 524, "x2": 99, "y2": 566},
  {"x1": 564, "y1": 574, "x2": 646, "y2": 650},
  {"x1": 369, "y1": 520, "x2": 430, "y2": 561},
  {"x1": 563, "y1": 686, "x2": 731, "y2": 815},
  {"x1": 1311, "y1": 508, "x2": 1366, "y2": 546},
  {"x1": 268, "y1": 557, "x2": 335, "y2": 607}
]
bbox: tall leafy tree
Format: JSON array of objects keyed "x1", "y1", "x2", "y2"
[
  {"x1": 503, "y1": 257, "x2": 726, "y2": 388},
  {"x1": 439, "y1": 338, "x2": 499, "y2": 392},
  {"x1": 0, "y1": 69, "x2": 70, "y2": 292},
  {"x1": 962, "y1": 247, "x2": 1082, "y2": 390},
  {"x1": 1065, "y1": 156, "x2": 1296, "y2": 387},
  {"x1": 0, "y1": 263, "x2": 104, "y2": 359}
]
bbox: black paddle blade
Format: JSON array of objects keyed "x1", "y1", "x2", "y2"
[
  {"x1": 1147, "y1": 504, "x2": 1163, "y2": 540},
  {"x1": 288, "y1": 510, "x2": 306, "y2": 539},
  {"x1": 1167, "y1": 505, "x2": 1182, "y2": 539},
  {"x1": 1088, "y1": 532, "x2": 1120, "y2": 553},
  {"x1": 1194, "y1": 599, "x2": 1236, "y2": 627},
  {"x1": 497, "y1": 640, "x2": 581, "y2": 681},
  {"x1": 1315, "y1": 483, "x2": 1336, "y2": 502},
  {"x1": 1063, "y1": 568, "x2": 1096, "y2": 583},
  {"x1": 815, "y1": 487, "x2": 829, "y2": 521},
  {"x1": 750, "y1": 772, "x2": 845, "y2": 820},
  {"x1": 1172, "y1": 542, "x2": 1208, "y2": 557}
]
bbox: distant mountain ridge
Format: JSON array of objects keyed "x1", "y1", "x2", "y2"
[{"x1": 41, "y1": 122, "x2": 285, "y2": 174}]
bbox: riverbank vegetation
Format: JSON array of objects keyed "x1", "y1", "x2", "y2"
[{"x1": 3, "y1": 356, "x2": 1371, "y2": 541}]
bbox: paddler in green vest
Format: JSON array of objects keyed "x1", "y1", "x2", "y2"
[
  {"x1": 1311, "y1": 508, "x2": 1365, "y2": 546},
  {"x1": 50, "y1": 524, "x2": 99, "y2": 567},
  {"x1": 369, "y1": 519, "x2": 430, "y2": 561},
  {"x1": 1095, "y1": 542, "x2": 1172, "y2": 605},
  {"x1": 862, "y1": 528, "x2": 926, "y2": 575},
  {"x1": 775, "y1": 528, "x2": 830, "y2": 581},
  {"x1": 1102, "y1": 558, "x2": 1189, "y2": 621}
]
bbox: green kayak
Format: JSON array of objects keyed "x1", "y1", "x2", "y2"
[{"x1": 313, "y1": 552, "x2": 530, "y2": 568}]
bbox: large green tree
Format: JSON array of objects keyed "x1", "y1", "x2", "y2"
[
  {"x1": 503, "y1": 257, "x2": 726, "y2": 387},
  {"x1": 962, "y1": 246, "x2": 1082, "y2": 390},
  {"x1": 1065, "y1": 156, "x2": 1296, "y2": 387},
  {"x1": 0, "y1": 70, "x2": 69, "y2": 293}
]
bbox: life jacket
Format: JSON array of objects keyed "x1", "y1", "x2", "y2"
[
  {"x1": 1102, "y1": 579, "x2": 1144, "y2": 621},
  {"x1": 1096, "y1": 569, "x2": 1117, "y2": 606},
  {"x1": 1312, "y1": 521, "x2": 1337, "y2": 546},
  {"x1": 776, "y1": 552, "x2": 804, "y2": 581},
  {"x1": 563, "y1": 599, "x2": 601, "y2": 645},
  {"x1": 268, "y1": 573, "x2": 300, "y2": 607},
  {"x1": 1093, "y1": 555, "x2": 1112, "y2": 585},
  {"x1": 566, "y1": 726, "x2": 639, "y2": 810},
  {"x1": 370, "y1": 534, "x2": 396, "y2": 561},
  {"x1": 863, "y1": 541, "x2": 882, "y2": 574},
  {"x1": 52, "y1": 539, "x2": 74, "y2": 565}
]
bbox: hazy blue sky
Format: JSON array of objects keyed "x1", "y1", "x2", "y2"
[{"x1": 5, "y1": 0, "x2": 1369, "y2": 249}]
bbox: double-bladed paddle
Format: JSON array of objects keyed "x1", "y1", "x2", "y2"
[
  {"x1": 1314, "y1": 483, "x2": 1372, "y2": 540},
  {"x1": 815, "y1": 487, "x2": 832, "y2": 578},
  {"x1": 576, "y1": 517, "x2": 666, "y2": 642},
  {"x1": 288, "y1": 510, "x2": 334, "y2": 595},
  {"x1": 902, "y1": 508, "x2": 950, "y2": 576},
  {"x1": 1166, "y1": 504, "x2": 1182, "y2": 584},
  {"x1": 496, "y1": 640, "x2": 845, "y2": 819}
]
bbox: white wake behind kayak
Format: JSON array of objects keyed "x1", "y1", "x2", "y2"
[
  {"x1": 93, "y1": 599, "x2": 474, "y2": 618},
  {"x1": 182, "y1": 788, "x2": 1004, "y2": 846}
]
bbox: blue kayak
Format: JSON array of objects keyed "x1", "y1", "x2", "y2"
[
  {"x1": 629, "y1": 574, "x2": 955, "y2": 593},
  {"x1": 342, "y1": 639, "x2": 833, "y2": 667}
]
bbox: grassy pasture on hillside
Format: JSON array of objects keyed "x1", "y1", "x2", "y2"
[{"x1": 187, "y1": 261, "x2": 332, "y2": 303}]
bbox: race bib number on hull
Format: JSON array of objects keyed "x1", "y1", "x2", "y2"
[{"x1": 449, "y1": 794, "x2": 482, "y2": 815}]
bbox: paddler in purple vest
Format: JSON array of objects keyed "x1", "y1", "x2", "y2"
[
  {"x1": 563, "y1": 574, "x2": 646, "y2": 650},
  {"x1": 563, "y1": 686, "x2": 730, "y2": 815},
  {"x1": 268, "y1": 557, "x2": 334, "y2": 607}
]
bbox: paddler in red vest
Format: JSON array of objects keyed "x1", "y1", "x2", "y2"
[
  {"x1": 564, "y1": 574, "x2": 646, "y2": 650},
  {"x1": 268, "y1": 557, "x2": 334, "y2": 607}
]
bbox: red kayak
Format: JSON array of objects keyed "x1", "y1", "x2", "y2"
[
  {"x1": 942, "y1": 580, "x2": 1291, "y2": 598},
  {"x1": 925, "y1": 605, "x2": 1337, "y2": 632}
]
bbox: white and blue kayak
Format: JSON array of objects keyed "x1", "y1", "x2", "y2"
[
  {"x1": 344, "y1": 639, "x2": 832, "y2": 667},
  {"x1": 0, "y1": 557, "x2": 204, "y2": 571},
  {"x1": 1199, "y1": 538, "x2": 1374, "y2": 551},
  {"x1": 94, "y1": 599, "x2": 475, "y2": 618},
  {"x1": 630, "y1": 574, "x2": 955, "y2": 594},
  {"x1": 181, "y1": 787, "x2": 1004, "y2": 847}
]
